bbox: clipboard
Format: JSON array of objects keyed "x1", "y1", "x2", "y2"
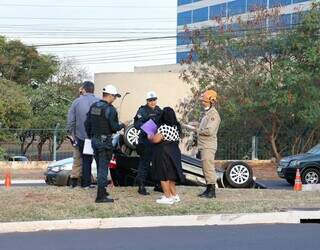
[
  {"x1": 141, "y1": 119, "x2": 157, "y2": 136},
  {"x1": 83, "y1": 139, "x2": 94, "y2": 155}
]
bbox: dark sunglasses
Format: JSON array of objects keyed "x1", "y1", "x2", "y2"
[{"x1": 147, "y1": 98, "x2": 157, "y2": 102}]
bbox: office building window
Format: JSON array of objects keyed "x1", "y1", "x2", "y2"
[
  {"x1": 247, "y1": 0, "x2": 267, "y2": 11},
  {"x1": 177, "y1": 11, "x2": 192, "y2": 25},
  {"x1": 178, "y1": 0, "x2": 192, "y2": 6},
  {"x1": 210, "y1": 3, "x2": 227, "y2": 19},
  {"x1": 177, "y1": 31, "x2": 192, "y2": 46},
  {"x1": 269, "y1": 0, "x2": 292, "y2": 8},
  {"x1": 176, "y1": 51, "x2": 198, "y2": 63},
  {"x1": 228, "y1": 0, "x2": 247, "y2": 16},
  {"x1": 269, "y1": 14, "x2": 292, "y2": 31},
  {"x1": 293, "y1": 0, "x2": 309, "y2": 3},
  {"x1": 193, "y1": 7, "x2": 208, "y2": 23}
]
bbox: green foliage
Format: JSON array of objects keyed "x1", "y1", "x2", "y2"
[
  {"x1": 0, "y1": 146, "x2": 5, "y2": 160},
  {"x1": 0, "y1": 79, "x2": 32, "y2": 129},
  {"x1": 181, "y1": 4, "x2": 320, "y2": 160},
  {"x1": 0, "y1": 36, "x2": 59, "y2": 85}
]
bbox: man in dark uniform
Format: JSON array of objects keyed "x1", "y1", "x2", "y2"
[
  {"x1": 85, "y1": 84, "x2": 125, "y2": 203},
  {"x1": 134, "y1": 91, "x2": 162, "y2": 195}
]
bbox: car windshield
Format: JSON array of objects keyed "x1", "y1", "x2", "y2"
[{"x1": 307, "y1": 144, "x2": 320, "y2": 154}]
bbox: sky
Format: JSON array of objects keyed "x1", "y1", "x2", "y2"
[{"x1": 0, "y1": 0, "x2": 177, "y2": 78}]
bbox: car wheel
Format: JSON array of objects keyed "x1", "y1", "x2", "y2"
[
  {"x1": 225, "y1": 161, "x2": 253, "y2": 188},
  {"x1": 302, "y1": 168, "x2": 320, "y2": 184},
  {"x1": 286, "y1": 178, "x2": 295, "y2": 185},
  {"x1": 124, "y1": 124, "x2": 140, "y2": 150}
]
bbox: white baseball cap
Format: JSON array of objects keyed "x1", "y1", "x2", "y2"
[
  {"x1": 102, "y1": 85, "x2": 121, "y2": 97},
  {"x1": 146, "y1": 91, "x2": 157, "y2": 100}
]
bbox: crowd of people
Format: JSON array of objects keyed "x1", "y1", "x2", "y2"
[{"x1": 67, "y1": 81, "x2": 220, "y2": 205}]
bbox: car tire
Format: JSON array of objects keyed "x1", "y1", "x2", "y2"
[
  {"x1": 124, "y1": 124, "x2": 140, "y2": 150},
  {"x1": 225, "y1": 161, "x2": 253, "y2": 188},
  {"x1": 286, "y1": 178, "x2": 295, "y2": 185},
  {"x1": 301, "y1": 168, "x2": 320, "y2": 184}
]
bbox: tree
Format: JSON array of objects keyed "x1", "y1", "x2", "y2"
[
  {"x1": 0, "y1": 79, "x2": 32, "y2": 129},
  {"x1": 180, "y1": 4, "x2": 320, "y2": 160},
  {"x1": 0, "y1": 36, "x2": 59, "y2": 85}
]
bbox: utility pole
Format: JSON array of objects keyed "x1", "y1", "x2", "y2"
[{"x1": 53, "y1": 123, "x2": 60, "y2": 161}]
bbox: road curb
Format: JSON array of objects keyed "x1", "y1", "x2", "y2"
[{"x1": 0, "y1": 210, "x2": 319, "y2": 234}]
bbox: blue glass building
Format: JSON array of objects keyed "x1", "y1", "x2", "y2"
[{"x1": 176, "y1": 0, "x2": 312, "y2": 63}]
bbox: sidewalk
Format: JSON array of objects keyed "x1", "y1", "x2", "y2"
[{"x1": 0, "y1": 210, "x2": 319, "y2": 234}]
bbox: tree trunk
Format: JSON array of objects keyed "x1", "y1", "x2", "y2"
[{"x1": 270, "y1": 134, "x2": 281, "y2": 162}]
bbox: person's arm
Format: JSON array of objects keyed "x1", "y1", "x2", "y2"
[
  {"x1": 148, "y1": 133, "x2": 163, "y2": 144},
  {"x1": 198, "y1": 114, "x2": 220, "y2": 136},
  {"x1": 133, "y1": 108, "x2": 148, "y2": 130},
  {"x1": 67, "y1": 100, "x2": 76, "y2": 135},
  {"x1": 84, "y1": 109, "x2": 92, "y2": 139},
  {"x1": 106, "y1": 106, "x2": 125, "y2": 133}
]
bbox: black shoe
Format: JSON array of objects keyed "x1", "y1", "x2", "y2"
[
  {"x1": 138, "y1": 185, "x2": 150, "y2": 195},
  {"x1": 70, "y1": 178, "x2": 78, "y2": 188},
  {"x1": 153, "y1": 185, "x2": 163, "y2": 193},
  {"x1": 199, "y1": 184, "x2": 216, "y2": 199},
  {"x1": 95, "y1": 187, "x2": 114, "y2": 203}
]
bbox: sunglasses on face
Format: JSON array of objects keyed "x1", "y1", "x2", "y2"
[{"x1": 147, "y1": 98, "x2": 157, "y2": 102}]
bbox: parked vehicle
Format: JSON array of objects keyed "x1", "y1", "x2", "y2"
[
  {"x1": 277, "y1": 144, "x2": 320, "y2": 185},
  {"x1": 45, "y1": 125, "x2": 254, "y2": 188},
  {"x1": 7, "y1": 155, "x2": 29, "y2": 162},
  {"x1": 45, "y1": 158, "x2": 97, "y2": 186}
]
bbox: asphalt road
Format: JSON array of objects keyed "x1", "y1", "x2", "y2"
[{"x1": 0, "y1": 224, "x2": 319, "y2": 250}]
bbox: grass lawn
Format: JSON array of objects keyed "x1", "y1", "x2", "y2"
[{"x1": 0, "y1": 186, "x2": 319, "y2": 222}]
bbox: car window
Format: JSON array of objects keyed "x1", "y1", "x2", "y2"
[{"x1": 307, "y1": 144, "x2": 320, "y2": 154}]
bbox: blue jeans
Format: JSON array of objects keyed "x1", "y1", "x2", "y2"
[
  {"x1": 76, "y1": 139, "x2": 93, "y2": 187},
  {"x1": 92, "y1": 136, "x2": 112, "y2": 188}
]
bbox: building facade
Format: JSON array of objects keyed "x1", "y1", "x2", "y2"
[{"x1": 176, "y1": 0, "x2": 312, "y2": 63}]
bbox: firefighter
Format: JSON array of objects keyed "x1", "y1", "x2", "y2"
[{"x1": 197, "y1": 90, "x2": 221, "y2": 198}]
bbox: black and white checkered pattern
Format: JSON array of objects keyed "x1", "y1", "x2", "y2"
[{"x1": 158, "y1": 125, "x2": 180, "y2": 142}]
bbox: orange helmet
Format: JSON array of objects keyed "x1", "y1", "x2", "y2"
[{"x1": 200, "y1": 90, "x2": 218, "y2": 103}]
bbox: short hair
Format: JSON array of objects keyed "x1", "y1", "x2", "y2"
[{"x1": 81, "y1": 81, "x2": 94, "y2": 93}]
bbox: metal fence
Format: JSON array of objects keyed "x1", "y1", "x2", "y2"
[
  {"x1": 0, "y1": 128, "x2": 271, "y2": 161},
  {"x1": 0, "y1": 128, "x2": 73, "y2": 161}
]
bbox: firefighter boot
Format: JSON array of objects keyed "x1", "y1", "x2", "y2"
[{"x1": 95, "y1": 187, "x2": 114, "y2": 203}]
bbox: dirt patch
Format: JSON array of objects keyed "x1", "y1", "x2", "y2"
[{"x1": 0, "y1": 186, "x2": 319, "y2": 222}]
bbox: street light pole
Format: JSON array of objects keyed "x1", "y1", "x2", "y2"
[{"x1": 53, "y1": 123, "x2": 60, "y2": 161}]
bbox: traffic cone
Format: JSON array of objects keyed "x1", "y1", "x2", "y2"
[
  {"x1": 294, "y1": 169, "x2": 302, "y2": 191},
  {"x1": 4, "y1": 172, "x2": 11, "y2": 188}
]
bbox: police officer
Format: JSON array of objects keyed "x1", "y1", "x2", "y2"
[
  {"x1": 197, "y1": 90, "x2": 221, "y2": 198},
  {"x1": 85, "y1": 85, "x2": 125, "y2": 203},
  {"x1": 134, "y1": 91, "x2": 162, "y2": 195}
]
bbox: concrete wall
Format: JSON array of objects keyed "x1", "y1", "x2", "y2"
[{"x1": 94, "y1": 72, "x2": 191, "y2": 122}]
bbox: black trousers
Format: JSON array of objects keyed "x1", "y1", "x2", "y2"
[
  {"x1": 77, "y1": 139, "x2": 93, "y2": 187},
  {"x1": 136, "y1": 144, "x2": 153, "y2": 184}
]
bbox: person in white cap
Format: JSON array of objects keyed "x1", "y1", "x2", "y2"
[
  {"x1": 85, "y1": 84, "x2": 125, "y2": 203},
  {"x1": 133, "y1": 91, "x2": 162, "y2": 195}
]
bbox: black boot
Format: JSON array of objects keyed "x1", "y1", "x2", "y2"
[
  {"x1": 153, "y1": 183, "x2": 163, "y2": 193},
  {"x1": 70, "y1": 178, "x2": 78, "y2": 188},
  {"x1": 95, "y1": 187, "x2": 114, "y2": 203},
  {"x1": 199, "y1": 184, "x2": 216, "y2": 198},
  {"x1": 138, "y1": 183, "x2": 150, "y2": 195}
]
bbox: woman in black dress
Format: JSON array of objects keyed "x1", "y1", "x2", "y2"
[{"x1": 148, "y1": 107, "x2": 185, "y2": 205}]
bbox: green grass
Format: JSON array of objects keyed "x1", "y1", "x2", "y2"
[{"x1": 0, "y1": 186, "x2": 319, "y2": 222}]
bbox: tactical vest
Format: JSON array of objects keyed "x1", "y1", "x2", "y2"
[{"x1": 88, "y1": 101, "x2": 112, "y2": 136}]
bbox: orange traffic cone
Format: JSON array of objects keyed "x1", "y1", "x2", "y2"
[
  {"x1": 4, "y1": 172, "x2": 11, "y2": 188},
  {"x1": 294, "y1": 169, "x2": 302, "y2": 191}
]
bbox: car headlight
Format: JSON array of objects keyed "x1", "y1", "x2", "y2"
[
  {"x1": 50, "y1": 166, "x2": 62, "y2": 173},
  {"x1": 289, "y1": 160, "x2": 299, "y2": 167}
]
